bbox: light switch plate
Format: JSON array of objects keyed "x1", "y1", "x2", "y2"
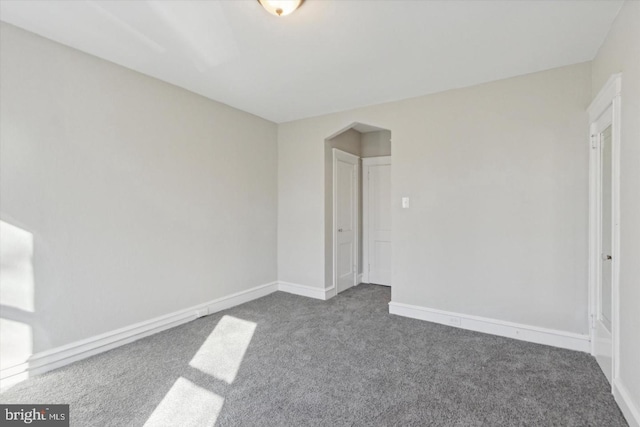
[{"x1": 402, "y1": 197, "x2": 410, "y2": 208}]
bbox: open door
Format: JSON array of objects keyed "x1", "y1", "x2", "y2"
[
  {"x1": 588, "y1": 74, "x2": 621, "y2": 389},
  {"x1": 593, "y1": 117, "x2": 614, "y2": 384},
  {"x1": 333, "y1": 149, "x2": 359, "y2": 295}
]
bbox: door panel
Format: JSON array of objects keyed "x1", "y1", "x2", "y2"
[
  {"x1": 337, "y1": 161, "x2": 355, "y2": 232},
  {"x1": 373, "y1": 240, "x2": 391, "y2": 284},
  {"x1": 366, "y1": 161, "x2": 391, "y2": 286},
  {"x1": 335, "y1": 151, "x2": 358, "y2": 294},
  {"x1": 595, "y1": 124, "x2": 613, "y2": 384},
  {"x1": 601, "y1": 125, "x2": 613, "y2": 331}
]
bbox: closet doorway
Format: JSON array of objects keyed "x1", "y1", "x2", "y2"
[{"x1": 324, "y1": 123, "x2": 392, "y2": 296}]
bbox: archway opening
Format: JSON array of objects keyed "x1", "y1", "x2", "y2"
[{"x1": 324, "y1": 122, "x2": 392, "y2": 297}]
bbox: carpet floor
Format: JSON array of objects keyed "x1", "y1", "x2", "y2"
[{"x1": 0, "y1": 284, "x2": 628, "y2": 426}]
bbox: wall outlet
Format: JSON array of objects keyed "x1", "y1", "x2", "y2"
[
  {"x1": 448, "y1": 316, "x2": 461, "y2": 326},
  {"x1": 195, "y1": 308, "x2": 209, "y2": 318}
]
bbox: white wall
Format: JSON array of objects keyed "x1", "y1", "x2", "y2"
[
  {"x1": 591, "y1": 1, "x2": 640, "y2": 422},
  {"x1": 0, "y1": 23, "x2": 278, "y2": 358},
  {"x1": 278, "y1": 62, "x2": 592, "y2": 334}
]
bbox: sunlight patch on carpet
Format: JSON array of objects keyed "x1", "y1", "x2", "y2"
[
  {"x1": 189, "y1": 315, "x2": 256, "y2": 384},
  {"x1": 144, "y1": 377, "x2": 224, "y2": 427}
]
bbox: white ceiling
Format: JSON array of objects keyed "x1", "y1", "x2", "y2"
[{"x1": 0, "y1": 0, "x2": 623, "y2": 123}]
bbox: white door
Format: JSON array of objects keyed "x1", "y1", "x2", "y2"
[
  {"x1": 363, "y1": 157, "x2": 391, "y2": 286},
  {"x1": 333, "y1": 149, "x2": 359, "y2": 294},
  {"x1": 594, "y1": 119, "x2": 614, "y2": 384},
  {"x1": 588, "y1": 74, "x2": 621, "y2": 391}
]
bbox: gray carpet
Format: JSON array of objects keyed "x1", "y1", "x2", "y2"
[{"x1": 0, "y1": 285, "x2": 628, "y2": 426}]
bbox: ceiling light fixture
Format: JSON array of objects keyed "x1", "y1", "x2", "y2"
[{"x1": 258, "y1": 0, "x2": 304, "y2": 17}]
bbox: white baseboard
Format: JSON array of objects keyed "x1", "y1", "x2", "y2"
[
  {"x1": 0, "y1": 281, "x2": 279, "y2": 389},
  {"x1": 388, "y1": 301, "x2": 590, "y2": 353},
  {"x1": 614, "y1": 379, "x2": 640, "y2": 427},
  {"x1": 357, "y1": 273, "x2": 364, "y2": 284},
  {"x1": 0, "y1": 279, "x2": 343, "y2": 389},
  {"x1": 277, "y1": 281, "x2": 334, "y2": 300}
]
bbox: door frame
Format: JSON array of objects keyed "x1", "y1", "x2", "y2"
[
  {"x1": 333, "y1": 148, "x2": 360, "y2": 297},
  {"x1": 587, "y1": 73, "x2": 621, "y2": 389},
  {"x1": 362, "y1": 156, "x2": 392, "y2": 285}
]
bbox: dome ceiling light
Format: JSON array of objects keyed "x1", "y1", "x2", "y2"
[{"x1": 258, "y1": 0, "x2": 304, "y2": 17}]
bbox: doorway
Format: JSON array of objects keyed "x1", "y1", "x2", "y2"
[
  {"x1": 588, "y1": 74, "x2": 621, "y2": 388},
  {"x1": 324, "y1": 123, "x2": 392, "y2": 296}
]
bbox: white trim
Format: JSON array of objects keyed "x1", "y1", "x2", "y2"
[
  {"x1": 0, "y1": 279, "x2": 346, "y2": 390},
  {"x1": 332, "y1": 148, "x2": 360, "y2": 297},
  {"x1": 362, "y1": 156, "x2": 392, "y2": 285},
  {"x1": 362, "y1": 156, "x2": 392, "y2": 166},
  {"x1": 332, "y1": 149, "x2": 360, "y2": 162},
  {"x1": 277, "y1": 281, "x2": 334, "y2": 300},
  {"x1": 614, "y1": 379, "x2": 640, "y2": 427},
  {"x1": 325, "y1": 122, "x2": 388, "y2": 141},
  {"x1": 357, "y1": 273, "x2": 364, "y2": 284},
  {"x1": 0, "y1": 281, "x2": 279, "y2": 389},
  {"x1": 362, "y1": 157, "x2": 369, "y2": 285},
  {"x1": 587, "y1": 73, "x2": 622, "y2": 389},
  {"x1": 588, "y1": 73, "x2": 622, "y2": 122},
  {"x1": 389, "y1": 301, "x2": 590, "y2": 353}
]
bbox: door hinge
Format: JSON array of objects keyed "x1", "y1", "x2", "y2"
[
  {"x1": 590, "y1": 313, "x2": 596, "y2": 329},
  {"x1": 590, "y1": 134, "x2": 599, "y2": 149}
]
